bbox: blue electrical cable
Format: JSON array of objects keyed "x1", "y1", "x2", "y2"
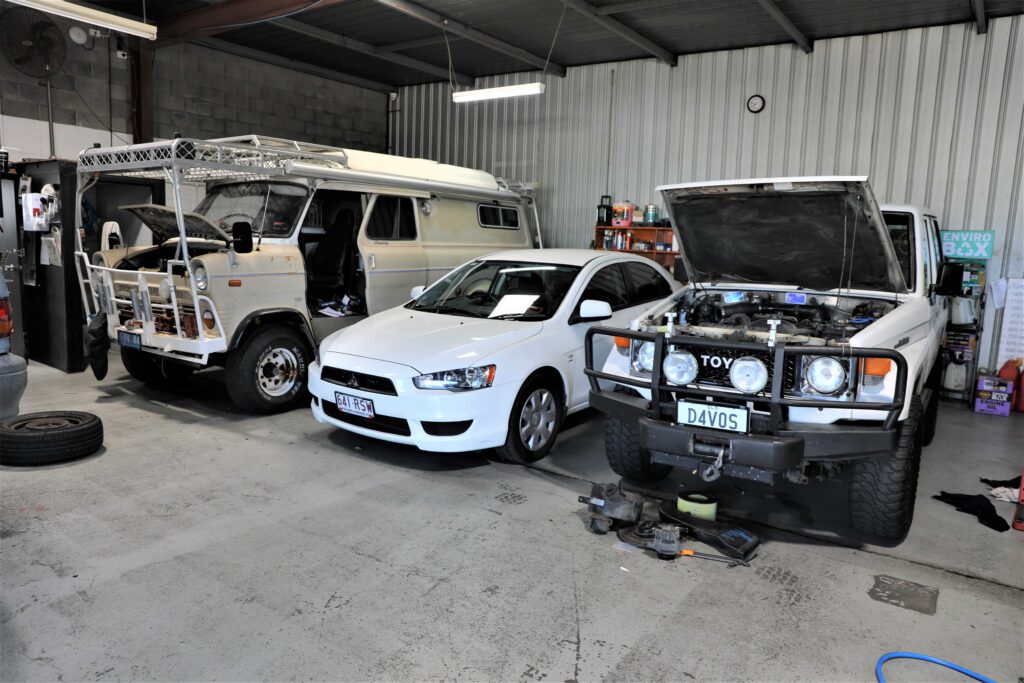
[{"x1": 876, "y1": 651, "x2": 996, "y2": 683}]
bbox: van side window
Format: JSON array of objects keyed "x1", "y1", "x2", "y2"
[
  {"x1": 478, "y1": 204, "x2": 520, "y2": 229},
  {"x1": 366, "y1": 196, "x2": 416, "y2": 241}
]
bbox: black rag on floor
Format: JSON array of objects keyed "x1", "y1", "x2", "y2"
[
  {"x1": 932, "y1": 491, "x2": 1010, "y2": 532},
  {"x1": 979, "y1": 475, "x2": 1022, "y2": 489}
]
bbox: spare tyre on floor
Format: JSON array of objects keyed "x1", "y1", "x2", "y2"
[{"x1": 0, "y1": 411, "x2": 104, "y2": 467}]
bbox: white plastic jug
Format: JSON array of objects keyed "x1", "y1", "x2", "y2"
[
  {"x1": 943, "y1": 362, "x2": 968, "y2": 391},
  {"x1": 951, "y1": 297, "x2": 976, "y2": 325}
]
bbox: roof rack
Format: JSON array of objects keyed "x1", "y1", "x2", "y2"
[{"x1": 77, "y1": 136, "x2": 348, "y2": 184}]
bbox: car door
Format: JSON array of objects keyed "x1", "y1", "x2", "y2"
[
  {"x1": 565, "y1": 261, "x2": 673, "y2": 409},
  {"x1": 357, "y1": 194, "x2": 427, "y2": 314}
]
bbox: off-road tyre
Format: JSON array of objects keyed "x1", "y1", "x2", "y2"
[
  {"x1": 225, "y1": 325, "x2": 309, "y2": 413},
  {"x1": 849, "y1": 397, "x2": 923, "y2": 540},
  {"x1": 496, "y1": 375, "x2": 564, "y2": 464},
  {"x1": 604, "y1": 416, "x2": 671, "y2": 483},
  {"x1": 0, "y1": 411, "x2": 103, "y2": 467},
  {"x1": 120, "y1": 347, "x2": 195, "y2": 390},
  {"x1": 920, "y1": 367, "x2": 940, "y2": 447}
]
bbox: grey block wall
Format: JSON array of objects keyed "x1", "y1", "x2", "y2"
[{"x1": 1, "y1": 28, "x2": 386, "y2": 152}]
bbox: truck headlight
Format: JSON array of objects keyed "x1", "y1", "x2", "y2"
[
  {"x1": 806, "y1": 356, "x2": 846, "y2": 394},
  {"x1": 414, "y1": 365, "x2": 496, "y2": 391},
  {"x1": 730, "y1": 356, "x2": 768, "y2": 394},
  {"x1": 633, "y1": 341, "x2": 656, "y2": 373},
  {"x1": 663, "y1": 351, "x2": 698, "y2": 385},
  {"x1": 192, "y1": 264, "x2": 208, "y2": 292}
]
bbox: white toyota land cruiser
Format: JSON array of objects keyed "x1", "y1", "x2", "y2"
[{"x1": 584, "y1": 177, "x2": 963, "y2": 541}]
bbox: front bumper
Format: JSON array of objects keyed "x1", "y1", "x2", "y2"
[
  {"x1": 585, "y1": 327, "x2": 908, "y2": 484},
  {"x1": 308, "y1": 357, "x2": 519, "y2": 453}
]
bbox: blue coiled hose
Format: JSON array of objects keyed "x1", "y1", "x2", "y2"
[{"x1": 876, "y1": 651, "x2": 996, "y2": 683}]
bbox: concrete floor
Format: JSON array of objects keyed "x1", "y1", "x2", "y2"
[{"x1": 2, "y1": 359, "x2": 1022, "y2": 681}]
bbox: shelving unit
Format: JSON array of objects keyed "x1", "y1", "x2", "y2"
[{"x1": 594, "y1": 225, "x2": 678, "y2": 269}]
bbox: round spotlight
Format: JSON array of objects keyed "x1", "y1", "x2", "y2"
[
  {"x1": 663, "y1": 350, "x2": 698, "y2": 385},
  {"x1": 806, "y1": 356, "x2": 846, "y2": 394},
  {"x1": 636, "y1": 341, "x2": 656, "y2": 373},
  {"x1": 730, "y1": 356, "x2": 768, "y2": 394}
]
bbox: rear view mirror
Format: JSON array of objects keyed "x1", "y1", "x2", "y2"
[
  {"x1": 934, "y1": 262, "x2": 964, "y2": 297},
  {"x1": 577, "y1": 299, "x2": 613, "y2": 322},
  {"x1": 232, "y1": 221, "x2": 253, "y2": 254},
  {"x1": 410, "y1": 285, "x2": 425, "y2": 300}
]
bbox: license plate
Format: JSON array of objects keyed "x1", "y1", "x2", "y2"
[
  {"x1": 336, "y1": 392, "x2": 375, "y2": 419},
  {"x1": 117, "y1": 329, "x2": 142, "y2": 350},
  {"x1": 677, "y1": 401, "x2": 749, "y2": 433}
]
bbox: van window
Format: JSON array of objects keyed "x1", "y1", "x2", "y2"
[
  {"x1": 478, "y1": 204, "x2": 520, "y2": 229},
  {"x1": 882, "y1": 211, "x2": 915, "y2": 287},
  {"x1": 365, "y1": 196, "x2": 416, "y2": 241}
]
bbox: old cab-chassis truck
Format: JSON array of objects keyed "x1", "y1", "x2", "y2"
[{"x1": 585, "y1": 177, "x2": 961, "y2": 541}]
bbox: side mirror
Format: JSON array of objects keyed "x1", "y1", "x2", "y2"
[
  {"x1": 410, "y1": 285, "x2": 425, "y2": 300},
  {"x1": 232, "y1": 221, "x2": 253, "y2": 254},
  {"x1": 934, "y1": 262, "x2": 964, "y2": 297},
  {"x1": 576, "y1": 299, "x2": 613, "y2": 323}
]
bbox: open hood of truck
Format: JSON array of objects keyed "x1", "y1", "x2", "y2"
[
  {"x1": 657, "y1": 177, "x2": 907, "y2": 293},
  {"x1": 120, "y1": 204, "x2": 232, "y2": 245}
]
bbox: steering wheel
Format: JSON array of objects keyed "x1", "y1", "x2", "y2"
[
  {"x1": 216, "y1": 213, "x2": 254, "y2": 230},
  {"x1": 467, "y1": 290, "x2": 497, "y2": 304}
]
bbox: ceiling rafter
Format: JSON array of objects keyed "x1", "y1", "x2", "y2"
[
  {"x1": 366, "y1": 0, "x2": 567, "y2": 76},
  {"x1": 596, "y1": 0, "x2": 682, "y2": 16},
  {"x1": 752, "y1": 0, "x2": 813, "y2": 53},
  {"x1": 560, "y1": 0, "x2": 676, "y2": 66}
]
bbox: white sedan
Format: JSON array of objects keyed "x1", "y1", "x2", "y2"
[{"x1": 308, "y1": 249, "x2": 678, "y2": 462}]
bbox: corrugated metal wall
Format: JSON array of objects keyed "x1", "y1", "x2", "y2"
[{"x1": 392, "y1": 16, "x2": 1023, "y2": 366}]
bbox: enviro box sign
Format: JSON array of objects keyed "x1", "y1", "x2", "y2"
[{"x1": 940, "y1": 230, "x2": 995, "y2": 260}]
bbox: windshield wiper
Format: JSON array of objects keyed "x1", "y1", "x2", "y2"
[
  {"x1": 490, "y1": 312, "x2": 547, "y2": 320},
  {"x1": 414, "y1": 306, "x2": 487, "y2": 318}
]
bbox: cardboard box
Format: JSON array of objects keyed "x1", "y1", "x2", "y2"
[{"x1": 974, "y1": 376, "x2": 1014, "y2": 416}]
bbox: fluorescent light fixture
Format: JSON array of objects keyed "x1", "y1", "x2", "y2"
[
  {"x1": 452, "y1": 82, "x2": 545, "y2": 103},
  {"x1": 7, "y1": 0, "x2": 157, "y2": 40}
]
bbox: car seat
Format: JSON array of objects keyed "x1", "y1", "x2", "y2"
[{"x1": 310, "y1": 207, "x2": 355, "y2": 294}]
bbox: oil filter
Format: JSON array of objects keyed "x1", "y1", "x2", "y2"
[{"x1": 677, "y1": 492, "x2": 718, "y2": 521}]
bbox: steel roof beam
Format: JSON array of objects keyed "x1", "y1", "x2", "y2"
[
  {"x1": 596, "y1": 0, "x2": 682, "y2": 15},
  {"x1": 560, "y1": 0, "x2": 676, "y2": 66},
  {"x1": 273, "y1": 18, "x2": 473, "y2": 85},
  {"x1": 367, "y1": 0, "x2": 566, "y2": 76},
  {"x1": 381, "y1": 35, "x2": 462, "y2": 52},
  {"x1": 194, "y1": 38, "x2": 396, "y2": 93},
  {"x1": 970, "y1": 0, "x2": 988, "y2": 33},
  {"x1": 753, "y1": 0, "x2": 813, "y2": 53},
  {"x1": 159, "y1": 0, "x2": 349, "y2": 41}
]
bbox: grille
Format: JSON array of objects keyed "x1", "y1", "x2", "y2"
[
  {"x1": 323, "y1": 401, "x2": 411, "y2": 436},
  {"x1": 421, "y1": 420, "x2": 473, "y2": 436},
  {"x1": 673, "y1": 345, "x2": 797, "y2": 394},
  {"x1": 320, "y1": 367, "x2": 397, "y2": 395}
]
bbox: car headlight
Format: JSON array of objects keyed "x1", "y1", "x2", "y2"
[
  {"x1": 633, "y1": 341, "x2": 656, "y2": 373},
  {"x1": 806, "y1": 356, "x2": 846, "y2": 394},
  {"x1": 192, "y1": 264, "x2": 208, "y2": 292},
  {"x1": 413, "y1": 365, "x2": 496, "y2": 391},
  {"x1": 729, "y1": 356, "x2": 768, "y2": 394},
  {"x1": 663, "y1": 350, "x2": 698, "y2": 385}
]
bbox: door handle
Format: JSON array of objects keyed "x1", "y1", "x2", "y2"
[{"x1": 368, "y1": 253, "x2": 376, "y2": 269}]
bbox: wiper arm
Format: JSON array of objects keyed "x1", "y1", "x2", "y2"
[
  {"x1": 414, "y1": 306, "x2": 487, "y2": 318},
  {"x1": 491, "y1": 313, "x2": 546, "y2": 320}
]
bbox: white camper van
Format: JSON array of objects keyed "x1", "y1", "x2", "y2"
[{"x1": 75, "y1": 135, "x2": 540, "y2": 412}]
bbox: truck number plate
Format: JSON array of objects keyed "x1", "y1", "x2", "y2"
[
  {"x1": 677, "y1": 401, "x2": 748, "y2": 433},
  {"x1": 117, "y1": 330, "x2": 142, "y2": 350},
  {"x1": 336, "y1": 392, "x2": 375, "y2": 419}
]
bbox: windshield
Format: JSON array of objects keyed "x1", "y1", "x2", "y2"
[
  {"x1": 407, "y1": 260, "x2": 581, "y2": 320},
  {"x1": 194, "y1": 182, "x2": 307, "y2": 237}
]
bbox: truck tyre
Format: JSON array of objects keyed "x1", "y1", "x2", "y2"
[
  {"x1": 496, "y1": 375, "x2": 564, "y2": 464},
  {"x1": 605, "y1": 417, "x2": 671, "y2": 483},
  {"x1": 120, "y1": 347, "x2": 195, "y2": 389},
  {"x1": 0, "y1": 411, "x2": 103, "y2": 467},
  {"x1": 849, "y1": 398, "x2": 922, "y2": 540},
  {"x1": 225, "y1": 325, "x2": 309, "y2": 413}
]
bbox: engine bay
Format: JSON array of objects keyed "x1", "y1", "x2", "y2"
[{"x1": 662, "y1": 288, "x2": 898, "y2": 346}]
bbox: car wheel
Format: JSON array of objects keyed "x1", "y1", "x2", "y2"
[
  {"x1": 0, "y1": 411, "x2": 103, "y2": 467},
  {"x1": 849, "y1": 397, "x2": 922, "y2": 541},
  {"x1": 604, "y1": 416, "x2": 671, "y2": 483},
  {"x1": 496, "y1": 375, "x2": 564, "y2": 464},
  {"x1": 120, "y1": 347, "x2": 196, "y2": 390},
  {"x1": 225, "y1": 325, "x2": 309, "y2": 413}
]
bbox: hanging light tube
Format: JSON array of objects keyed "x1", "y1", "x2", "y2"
[
  {"x1": 6, "y1": 0, "x2": 157, "y2": 40},
  {"x1": 452, "y1": 82, "x2": 545, "y2": 103}
]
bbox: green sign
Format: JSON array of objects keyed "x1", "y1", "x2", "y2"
[{"x1": 940, "y1": 230, "x2": 995, "y2": 260}]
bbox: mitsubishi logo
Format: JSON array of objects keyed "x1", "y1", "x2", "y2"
[{"x1": 699, "y1": 354, "x2": 735, "y2": 369}]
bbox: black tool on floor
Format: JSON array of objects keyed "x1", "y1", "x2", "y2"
[
  {"x1": 658, "y1": 501, "x2": 761, "y2": 561},
  {"x1": 615, "y1": 522, "x2": 749, "y2": 567},
  {"x1": 579, "y1": 482, "x2": 644, "y2": 534}
]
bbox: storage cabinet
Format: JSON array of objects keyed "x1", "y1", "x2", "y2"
[{"x1": 593, "y1": 225, "x2": 678, "y2": 270}]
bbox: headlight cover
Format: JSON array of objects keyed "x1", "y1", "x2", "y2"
[
  {"x1": 806, "y1": 356, "x2": 846, "y2": 394},
  {"x1": 633, "y1": 341, "x2": 656, "y2": 373},
  {"x1": 414, "y1": 365, "x2": 496, "y2": 391},
  {"x1": 192, "y1": 264, "x2": 208, "y2": 291},
  {"x1": 663, "y1": 350, "x2": 698, "y2": 385},
  {"x1": 730, "y1": 356, "x2": 768, "y2": 394}
]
